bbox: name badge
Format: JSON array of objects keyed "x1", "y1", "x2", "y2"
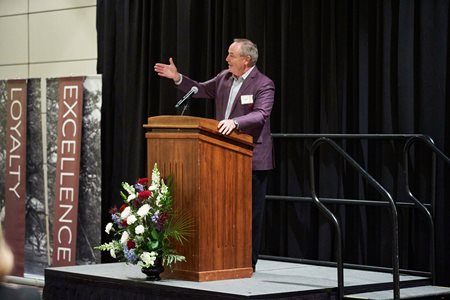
[{"x1": 241, "y1": 95, "x2": 253, "y2": 104}]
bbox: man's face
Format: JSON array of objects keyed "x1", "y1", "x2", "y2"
[{"x1": 226, "y1": 42, "x2": 250, "y2": 78}]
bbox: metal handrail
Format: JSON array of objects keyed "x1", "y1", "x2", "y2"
[
  {"x1": 266, "y1": 133, "x2": 446, "y2": 299},
  {"x1": 403, "y1": 135, "x2": 450, "y2": 285},
  {"x1": 309, "y1": 137, "x2": 400, "y2": 300},
  {"x1": 266, "y1": 195, "x2": 431, "y2": 208}
]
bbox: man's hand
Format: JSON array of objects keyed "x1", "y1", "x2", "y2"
[
  {"x1": 154, "y1": 57, "x2": 181, "y2": 82},
  {"x1": 218, "y1": 119, "x2": 236, "y2": 135}
]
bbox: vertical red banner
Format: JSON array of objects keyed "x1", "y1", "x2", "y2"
[
  {"x1": 52, "y1": 77, "x2": 84, "y2": 267},
  {"x1": 4, "y1": 80, "x2": 27, "y2": 276}
]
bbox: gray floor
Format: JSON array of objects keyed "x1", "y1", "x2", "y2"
[{"x1": 47, "y1": 259, "x2": 428, "y2": 298}]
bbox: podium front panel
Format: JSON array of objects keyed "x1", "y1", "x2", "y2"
[{"x1": 145, "y1": 127, "x2": 253, "y2": 281}]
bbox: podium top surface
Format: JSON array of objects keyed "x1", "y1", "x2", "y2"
[{"x1": 144, "y1": 115, "x2": 253, "y2": 147}]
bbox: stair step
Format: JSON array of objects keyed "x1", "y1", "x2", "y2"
[{"x1": 344, "y1": 285, "x2": 450, "y2": 299}]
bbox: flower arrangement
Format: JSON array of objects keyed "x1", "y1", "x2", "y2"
[{"x1": 95, "y1": 163, "x2": 189, "y2": 269}]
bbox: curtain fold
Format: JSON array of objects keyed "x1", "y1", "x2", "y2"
[{"x1": 97, "y1": 0, "x2": 450, "y2": 284}]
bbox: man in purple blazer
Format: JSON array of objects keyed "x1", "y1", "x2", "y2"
[{"x1": 155, "y1": 38, "x2": 275, "y2": 271}]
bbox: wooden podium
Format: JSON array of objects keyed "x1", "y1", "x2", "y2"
[{"x1": 143, "y1": 116, "x2": 254, "y2": 281}]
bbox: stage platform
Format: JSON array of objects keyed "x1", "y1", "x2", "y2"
[{"x1": 43, "y1": 259, "x2": 450, "y2": 299}]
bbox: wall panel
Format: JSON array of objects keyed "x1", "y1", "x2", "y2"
[
  {"x1": 29, "y1": 7, "x2": 96, "y2": 63},
  {"x1": 0, "y1": 15, "x2": 28, "y2": 65},
  {"x1": 29, "y1": 60, "x2": 97, "y2": 78},
  {"x1": 29, "y1": 0, "x2": 95, "y2": 13},
  {"x1": 0, "y1": 0, "x2": 27, "y2": 16},
  {"x1": 0, "y1": 65, "x2": 28, "y2": 80}
]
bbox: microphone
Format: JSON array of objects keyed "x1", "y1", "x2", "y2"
[{"x1": 175, "y1": 86, "x2": 199, "y2": 108}]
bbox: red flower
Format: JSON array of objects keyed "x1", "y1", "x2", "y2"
[
  {"x1": 158, "y1": 212, "x2": 169, "y2": 224},
  {"x1": 138, "y1": 190, "x2": 151, "y2": 199},
  {"x1": 127, "y1": 240, "x2": 136, "y2": 249},
  {"x1": 137, "y1": 178, "x2": 149, "y2": 185},
  {"x1": 120, "y1": 219, "x2": 128, "y2": 227},
  {"x1": 119, "y1": 204, "x2": 128, "y2": 212},
  {"x1": 131, "y1": 198, "x2": 142, "y2": 208}
]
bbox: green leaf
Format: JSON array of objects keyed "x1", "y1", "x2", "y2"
[
  {"x1": 163, "y1": 254, "x2": 186, "y2": 268},
  {"x1": 150, "y1": 240, "x2": 159, "y2": 250},
  {"x1": 151, "y1": 228, "x2": 159, "y2": 240},
  {"x1": 164, "y1": 211, "x2": 194, "y2": 244}
]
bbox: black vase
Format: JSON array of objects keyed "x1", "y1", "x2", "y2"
[{"x1": 141, "y1": 257, "x2": 165, "y2": 281}]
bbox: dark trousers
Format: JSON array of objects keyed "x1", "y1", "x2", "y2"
[{"x1": 252, "y1": 170, "x2": 269, "y2": 267}]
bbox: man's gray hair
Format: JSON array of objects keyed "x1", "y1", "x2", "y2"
[{"x1": 234, "y1": 38, "x2": 258, "y2": 65}]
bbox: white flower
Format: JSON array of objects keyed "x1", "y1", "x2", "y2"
[
  {"x1": 121, "y1": 206, "x2": 131, "y2": 219},
  {"x1": 140, "y1": 251, "x2": 157, "y2": 266},
  {"x1": 110, "y1": 248, "x2": 116, "y2": 258},
  {"x1": 151, "y1": 164, "x2": 160, "y2": 186},
  {"x1": 105, "y1": 222, "x2": 113, "y2": 234},
  {"x1": 160, "y1": 180, "x2": 168, "y2": 194},
  {"x1": 127, "y1": 214, "x2": 137, "y2": 225},
  {"x1": 137, "y1": 204, "x2": 150, "y2": 217},
  {"x1": 127, "y1": 193, "x2": 137, "y2": 202},
  {"x1": 148, "y1": 185, "x2": 158, "y2": 191},
  {"x1": 120, "y1": 231, "x2": 129, "y2": 244},
  {"x1": 122, "y1": 181, "x2": 135, "y2": 193},
  {"x1": 135, "y1": 225, "x2": 145, "y2": 234}
]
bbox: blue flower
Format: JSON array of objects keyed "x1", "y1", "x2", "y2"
[
  {"x1": 111, "y1": 213, "x2": 121, "y2": 225},
  {"x1": 151, "y1": 212, "x2": 160, "y2": 223},
  {"x1": 123, "y1": 245, "x2": 137, "y2": 263},
  {"x1": 134, "y1": 183, "x2": 145, "y2": 192}
]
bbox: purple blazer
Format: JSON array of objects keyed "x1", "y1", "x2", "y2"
[{"x1": 177, "y1": 67, "x2": 275, "y2": 170}]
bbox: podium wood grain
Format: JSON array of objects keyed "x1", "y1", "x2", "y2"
[{"x1": 144, "y1": 116, "x2": 253, "y2": 281}]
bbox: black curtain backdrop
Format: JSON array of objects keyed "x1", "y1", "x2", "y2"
[{"x1": 97, "y1": 0, "x2": 450, "y2": 285}]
